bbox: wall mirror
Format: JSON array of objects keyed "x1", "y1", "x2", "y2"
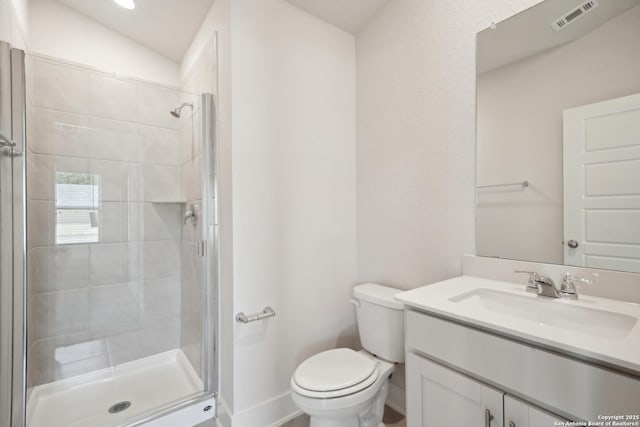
[{"x1": 475, "y1": 0, "x2": 640, "y2": 273}]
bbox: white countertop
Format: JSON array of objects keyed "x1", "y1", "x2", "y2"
[{"x1": 395, "y1": 276, "x2": 640, "y2": 375}]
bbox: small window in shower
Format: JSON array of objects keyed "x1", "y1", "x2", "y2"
[{"x1": 55, "y1": 172, "x2": 100, "y2": 245}]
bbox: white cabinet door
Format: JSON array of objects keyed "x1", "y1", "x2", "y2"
[
  {"x1": 504, "y1": 395, "x2": 565, "y2": 427},
  {"x1": 406, "y1": 352, "x2": 504, "y2": 427}
]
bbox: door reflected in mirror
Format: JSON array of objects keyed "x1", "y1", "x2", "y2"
[{"x1": 475, "y1": 0, "x2": 640, "y2": 272}]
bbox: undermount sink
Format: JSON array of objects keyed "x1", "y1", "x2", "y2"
[{"x1": 449, "y1": 288, "x2": 638, "y2": 340}]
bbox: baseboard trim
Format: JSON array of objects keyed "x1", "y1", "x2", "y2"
[
  {"x1": 269, "y1": 407, "x2": 303, "y2": 427},
  {"x1": 386, "y1": 382, "x2": 406, "y2": 416},
  {"x1": 216, "y1": 397, "x2": 232, "y2": 427},
  {"x1": 231, "y1": 391, "x2": 300, "y2": 427},
  {"x1": 225, "y1": 383, "x2": 404, "y2": 426}
]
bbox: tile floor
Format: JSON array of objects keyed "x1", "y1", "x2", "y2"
[{"x1": 281, "y1": 405, "x2": 405, "y2": 427}]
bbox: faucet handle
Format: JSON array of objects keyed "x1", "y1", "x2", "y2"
[
  {"x1": 562, "y1": 273, "x2": 594, "y2": 286},
  {"x1": 560, "y1": 273, "x2": 595, "y2": 300},
  {"x1": 183, "y1": 203, "x2": 198, "y2": 225},
  {"x1": 514, "y1": 270, "x2": 541, "y2": 293}
]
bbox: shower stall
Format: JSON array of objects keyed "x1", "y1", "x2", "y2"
[{"x1": 0, "y1": 39, "x2": 219, "y2": 427}]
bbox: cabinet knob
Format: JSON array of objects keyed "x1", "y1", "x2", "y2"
[{"x1": 509, "y1": 422, "x2": 516, "y2": 427}]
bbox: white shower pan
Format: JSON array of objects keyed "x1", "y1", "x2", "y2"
[{"x1": 26, "y1": 349, "x2": 211, "y2": 427}]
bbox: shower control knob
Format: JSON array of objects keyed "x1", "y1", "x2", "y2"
[{"x1": 567, "y1": 240, "x2": 579, "y2": 249}]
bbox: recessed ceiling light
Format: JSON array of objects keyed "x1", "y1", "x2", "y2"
[{"x1": 113, "y1": 0, "x2": 135, "y2": 10}]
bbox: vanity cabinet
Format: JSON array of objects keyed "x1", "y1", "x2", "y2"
[
  {"x1": 406, "y1": 352, "x2": 563, "y2": 427},
  {"x1": 404, "y1": 309, "x2": 640, "y2": 425}
]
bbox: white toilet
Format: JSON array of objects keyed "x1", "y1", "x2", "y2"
[{"x1": 290, "y1": 283, "x2": 405, "y2": 427}]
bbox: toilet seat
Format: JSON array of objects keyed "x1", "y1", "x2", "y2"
[{"x1": 292, "y1": 349, "x2": 379, "y2": 399}]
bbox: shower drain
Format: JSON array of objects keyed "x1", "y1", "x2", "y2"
[{"x1": 108, "y1": 401, "x2": 131, "y2": 414}]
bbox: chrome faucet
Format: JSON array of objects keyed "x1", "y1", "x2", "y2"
[
  {"x1": 559, "y1": 273, "x2": 594, "y2": 300},
  {"x1": 515, "y1": 271, "x2": 559, "y2": 298}
]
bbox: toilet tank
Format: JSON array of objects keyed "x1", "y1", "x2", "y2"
[{"x1": 353, "y1": 283, "x2": 405, "y2": 363}]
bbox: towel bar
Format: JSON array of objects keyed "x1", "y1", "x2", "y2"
[{"x1": 235, "y1": 306, "x2": 275, "y2": 323}]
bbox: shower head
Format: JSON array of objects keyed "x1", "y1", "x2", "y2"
[{"x1": 169, "y1": 102, "x2": 193, "y2": 118}]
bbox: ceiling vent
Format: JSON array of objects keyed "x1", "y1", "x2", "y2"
[{"x1": 551, "y1": 0, "x2": 599, "y2": 31}]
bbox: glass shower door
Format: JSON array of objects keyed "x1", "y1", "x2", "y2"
[
  {"x1": 0, "y1": 37, "x2": 219, "y2": 427},
  {"x1": 22, "y1": 49, "x2": 218, "y2": 427}
]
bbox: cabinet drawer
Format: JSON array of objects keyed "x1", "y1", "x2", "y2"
[{"x1": 406, "y1": 309, "x2": 640, "y2": 421}]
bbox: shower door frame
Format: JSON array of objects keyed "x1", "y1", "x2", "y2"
[
  {"x1": 0, "y1": 41, "x2": 27, "y2": 427},
  {"x1": 200, "y1": 92, "x2": 219, "y2": 398},
  {"x1": 127, "y1": 92, "x2": 220, "y2": 426}
]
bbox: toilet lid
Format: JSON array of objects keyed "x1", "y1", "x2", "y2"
[{"x1": 293, "y1": 349, "x2": 376, "y2": 392}]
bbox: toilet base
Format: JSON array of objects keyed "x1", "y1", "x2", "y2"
[
  {"x1": 306, "y1": 381, "x2": 389, "y2": 427},
  {"x1": 309, "y1": 415, "x2": 359, "y2": 427},
  {"x1": 309, "y1": 419, "x2": 383, "y2": 427}
]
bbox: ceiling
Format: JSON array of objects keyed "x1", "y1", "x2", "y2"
[
  {"x1": 477, "y1": 0, "x2": 640, "y2": 73},
  {"x1": 56, "y1": 0, "x2": 215, "y2": 62},
  {"x1": 53, "y1": 0, "x2": 389, "y2": 62},
  {"x1": 284, "y1": 0, "x2": 389, "y2": 34}
]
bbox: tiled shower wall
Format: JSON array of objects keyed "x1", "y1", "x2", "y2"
[
  {"x1": 179, "y1": 40, "x2": 217, "y2": 379},
  {"x1": 26, "y1": 55, "x2": 196, "y2": 387}
]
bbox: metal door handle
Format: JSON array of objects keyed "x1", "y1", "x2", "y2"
[
  {"x1": 509, "y1": 422, "x2": 516, "y2": 427},
  {"x1": 567, "y1": 240, "x2": 579, "y2": 248},
  {"x1": 0, "y1": 131, "x2": 16, "y2": 147},
  {"x1": 485, "y1": 409, "x2": 494, "y2": 426},
  {"x1": 0, "y1": 132, "x2": 22, "y2": 155}
]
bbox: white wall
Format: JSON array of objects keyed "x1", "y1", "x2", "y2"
[
  {"x1": 355, "y1": 0, "x2": 544, "y2": 289},
  {"x1": 181, "y1": 1, "x2": 356, "y2": 424},
  {"x1": 230, "y1": 0, "x2": 356, "y2": 424},
  {"x1": 8, "y1": 0, "x2": 27, "y2": 41},
  {"x1": 0, "y1": 0, "x2": 28, "y2": 49},
  {"x1": 476, "y1": 5, "x2": 640, "y2": 265},
  {"x1": 28, "y1": 0, "x2": 178, "y2": 86}
]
